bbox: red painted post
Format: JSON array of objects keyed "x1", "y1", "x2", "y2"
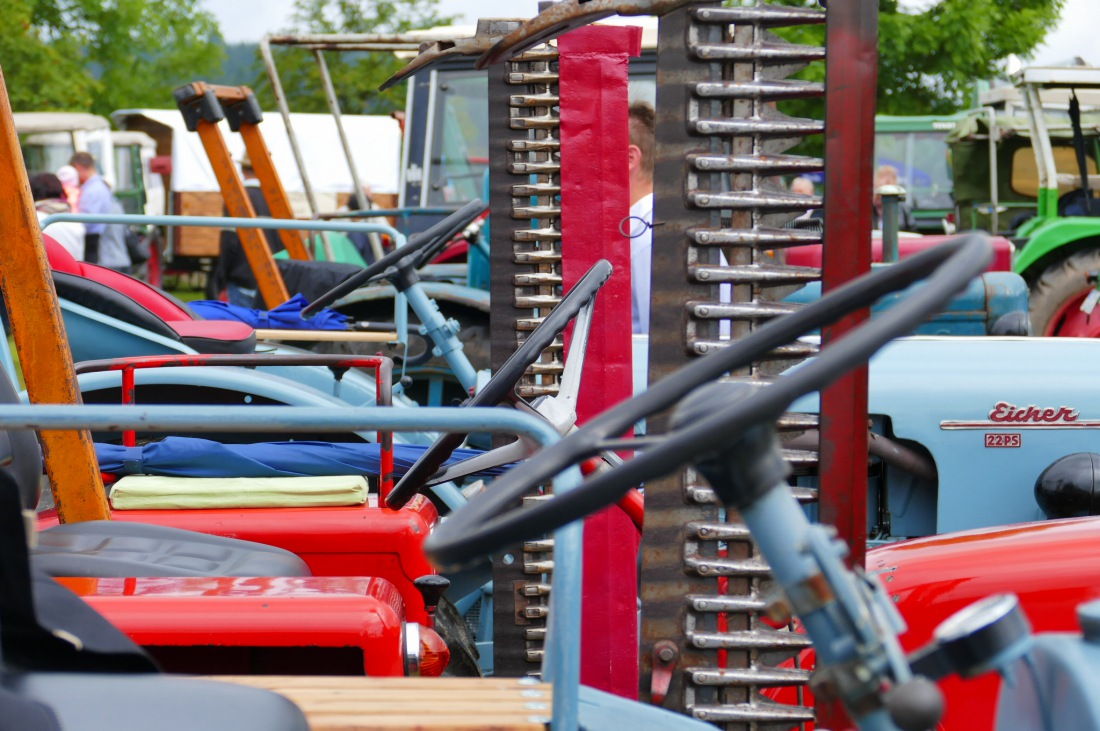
[
  {"x1": 818, "y1": 3, "x2": 879, "y2": 727},
  {"x1": 559, "y1": 24, "x2": 643, "y2": 700}
]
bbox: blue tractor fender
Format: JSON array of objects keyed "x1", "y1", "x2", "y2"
[{"x1": 783, "y1": 269, "x2": 1031, "y2": 336}]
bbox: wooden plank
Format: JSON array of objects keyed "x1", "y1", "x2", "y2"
[
  {"x1": 208, "y1": 676, "x2": 552, "y2": 731},
  {"x1": 254, "y1": 330, "x2": 398, "y2": 343},
  {"x1": 0, "y1": 68, "x2": 109, "y2": 522}
]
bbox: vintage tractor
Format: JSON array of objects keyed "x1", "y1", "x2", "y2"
[{"x1": 950, "y1": 65, "x2": 1100, "y2": 336}]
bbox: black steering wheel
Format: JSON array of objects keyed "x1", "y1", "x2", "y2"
[
  {"x1": 385, "y1": 259, "x2": 614, "y2": 509},
  {"x1": 302, "y1": 198, "x2": 488, "y2": 317},
  {"x1": 425, "y1": 234, "x2": 993, "y2": 567}
]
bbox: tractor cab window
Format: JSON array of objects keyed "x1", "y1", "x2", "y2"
[
  {"x1": 1010, "y1": 145, "x2": 1099, "y2": 198},
  {"x1": 427, "y1": 70, "x2": 488, "y2": 207},
  {"x1": 874, "y1": 130, "x2": 955, "y2": 210}
]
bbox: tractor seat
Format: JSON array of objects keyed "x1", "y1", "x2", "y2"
[
  {"x1": 34, "y1": 521, "x2": 309, "y2": 578},
  {"x1": 45, "y1": 235, "x2": 256, "y2": 355}
]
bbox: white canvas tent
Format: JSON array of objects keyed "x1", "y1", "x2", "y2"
[{"x1": 112, "y1": 108, "x2": 402, "y2": 257}]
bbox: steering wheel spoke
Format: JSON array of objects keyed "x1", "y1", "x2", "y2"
[{"x1": 385, "y1": 259, "x2": 614, "y2": 509}]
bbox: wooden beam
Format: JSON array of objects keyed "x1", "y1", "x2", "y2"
[{"x1": 0, "y1": 68, "x2": 109, "y2": 522}]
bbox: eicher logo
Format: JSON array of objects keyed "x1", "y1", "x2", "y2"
[
  {"x1": 941, "y1": 402, "x2": 1092, "y2": 430},
  {"x1": 988, "y1": 402, "x2": 1079, "y2": 424}
]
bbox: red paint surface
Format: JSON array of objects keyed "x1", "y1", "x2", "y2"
[
  {"x1": 38, "y1": 495, "x2": 439, "y2": 624},
  {"x1": 785, "y1": 234, "x2": 1014, "y2": 272},
  {"x1": 766, "y1": 516, "x2": 1100, "y2": 730},
  {"x1": 57, "y1": 575, "x2": 406, "y2": 676},
  {"x1": 559, "y1": 25, "x2": 642, "y2": 700}
]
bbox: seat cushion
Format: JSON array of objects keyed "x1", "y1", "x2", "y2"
[
  {"x1": 33, "y1": 521, "x2": 310, "y2": 578},
  {"x1": 109, "y1": 474, "x2": 369, "y2": 510},
  {"x1": 170, "y1": 320, "x2": 257, "y2": 355}
]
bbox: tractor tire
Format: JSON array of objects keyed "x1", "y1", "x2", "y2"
[
  {"x1": 1028, "y1": 248, "x2": 1100, "y2": 337},
  {"x1": 435, "y1": 595, "x2": 482, "y2": 677}
]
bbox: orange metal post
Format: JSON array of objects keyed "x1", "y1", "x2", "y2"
[
  {"x1": 197, "y1": 82, "x2": 310, "y2": 262},
  {"x1": 0, "y1": 69, "x2": 109, "y2": 522},
  {"x1": 237, "y1": 123, "x2": 311, "y2": 261},
  {"x1": 195, "y1": 120, "x2": 290, "y2": 308}
]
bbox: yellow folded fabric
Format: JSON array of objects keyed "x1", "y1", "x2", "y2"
[{"x1": 109, "y1": 474, "x2": 369, "y2": 510}]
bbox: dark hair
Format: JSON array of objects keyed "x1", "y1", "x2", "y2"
[
  {"x1": 629, "y1": 101, "x2": 655, "y2": 180},
  {"x1": 69, "y1": 151, "x2": 96, "y2": 170},
  {"x1": 29, "y1": 172, "x2": 65, "y2": 202}
]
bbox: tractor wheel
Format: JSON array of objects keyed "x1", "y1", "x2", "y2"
[
  {"x1": 1029, "y1": 248, "x2": 1100, "y2": 337},
  {"x1": 434, "y1": 595, "x2": 482, "y2": 677}
]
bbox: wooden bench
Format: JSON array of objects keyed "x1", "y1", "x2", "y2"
[{"x1": 208, "y1": 676, "x2": 553, "y2": 731}]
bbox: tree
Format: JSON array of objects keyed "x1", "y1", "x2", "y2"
[
  {"x1": 0, "y1": 0, "x2": 223, "y2": 115},
  {"x1": 876, "y1": 0, "x2": 1065, "y2": 114},
  {"x1": 252, "y1": 0, "x2": 456, "y2": 116},
  {"x1": 764, "y1": 0, "x2": 1064, "y2": 116}
]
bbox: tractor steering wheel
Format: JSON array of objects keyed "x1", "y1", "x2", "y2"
[
  {"x1": 426, "y1": 234, "x2": 993, "y2": 567},
  {"x1": 385, "y1": 259, "x2": 614, "y2": 509},
  {"x1": 302, "y1": 199, "x2": 487, "y2": 317}
]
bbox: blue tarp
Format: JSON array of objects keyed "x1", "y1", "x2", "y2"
[
  {"x1": 189, "y1": 293, "x2": 349, "y2": 331},
  {"x1": 96, "y1": 437, "x2": 510, "y2": 479}
]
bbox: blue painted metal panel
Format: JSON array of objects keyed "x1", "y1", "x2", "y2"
[
  {"x1": 790, "y1": 336, "x2": 1100, "y2": 536},
  {"x1": 784, "y1": 270, "x2": 1030, "y2": 336}
]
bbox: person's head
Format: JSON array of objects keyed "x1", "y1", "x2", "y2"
[
  {"x1": 874, "y1": 164, "x2": 900, "y2": 189},
  {"x1": 790, "y1": 176, "x2": 815, "y2": 197},
  {"x1": 56, "y1": 165, "x2": 79, "y2": 191},
  {"x1": 628, "y1": 101, "x2": 655, "y2": 205},
  {"x1": 29, "y1": 172, "x2": 65, "y2": 202},
  {"x1": 68, "y1": 152, "x2": 97, "y2": 184},
  {"x1": 873, "y1": 164, "x2": 901, "y2": 210}
]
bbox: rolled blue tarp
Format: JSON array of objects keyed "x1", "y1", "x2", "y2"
[
  {"x1": 189, "y1": 293, "x2": 349, "y2": 331},
  {"x1": 96, "y1": 436, "x2": 509, "y2": 479}
]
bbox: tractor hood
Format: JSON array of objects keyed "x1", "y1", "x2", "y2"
[{"x1": 792, "y1": 336, "x2": 1100, "y2": 534}]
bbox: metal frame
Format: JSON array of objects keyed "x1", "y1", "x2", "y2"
[{"x1": 0, "y1": 401, "x2": 586, "y2": 730}]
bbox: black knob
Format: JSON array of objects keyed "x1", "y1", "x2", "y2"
[{"x1": 413, "y1": 575, "x2": 450, "y2": 611}]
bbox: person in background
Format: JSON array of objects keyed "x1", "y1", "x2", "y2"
[
  {"x1": 68, "y1": 152, "x2": 112, "y2": 263},
  {"x1": 30, "y1": 172, "x2": 85, "y2": 260},
  {"x1": 56, "y1": 165, "x2": 81, "y2": 211},
  {"x1": 627, "y1": 101, "x2": 655, "y2": 335},
  {"x1": 871, "y1": 164, "x2": 916, "y2": 232},
  {"x1": 789, "y1": 176, "x2": 821, "y2": 222},
  {"x1": 790, "y1": 176, "x2": 816, "y2": 198},
  {"x1": 628, "y1": 102, "x2": 730, "y2": 339},
  {"x1": 96, "y1": 198, "x2": 133, "y2": 274}
]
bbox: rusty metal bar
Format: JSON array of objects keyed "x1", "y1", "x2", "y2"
[{"x1": 0, "y1": 68, "x2": 109, "y2": 523}]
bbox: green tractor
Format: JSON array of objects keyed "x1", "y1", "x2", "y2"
[{"x1": 950, "y1": 66, "x2": 1100, "y2": 336}]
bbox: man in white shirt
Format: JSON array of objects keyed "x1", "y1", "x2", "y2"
[{"x1": 627, "y1": 102, "x2": 655, "y2": 335}]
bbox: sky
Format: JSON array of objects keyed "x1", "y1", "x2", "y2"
[{"x1": 200, "y1": 0, "x2": 1097, "y2": 66}]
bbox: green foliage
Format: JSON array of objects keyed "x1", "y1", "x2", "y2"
[
  {"x1": 1, "y1": 0, "x2": 223, "y2": 115},
  {"x1": 251, "y1": 0, "x2": 456, "y2": 116},
  {"x1": 756, "y1": 0, "x2": 1064, "y2": 116}
]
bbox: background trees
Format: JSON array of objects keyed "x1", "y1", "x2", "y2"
[
  {"x1": 0, "y1": 0, "x2": 1071, "y2": 118},
  {"x1": 4, "y1": 0, "x2": 223, "y2": 115},
  {"x1": 249, "y1": 0, "x2": 454, "y2": 115}
]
